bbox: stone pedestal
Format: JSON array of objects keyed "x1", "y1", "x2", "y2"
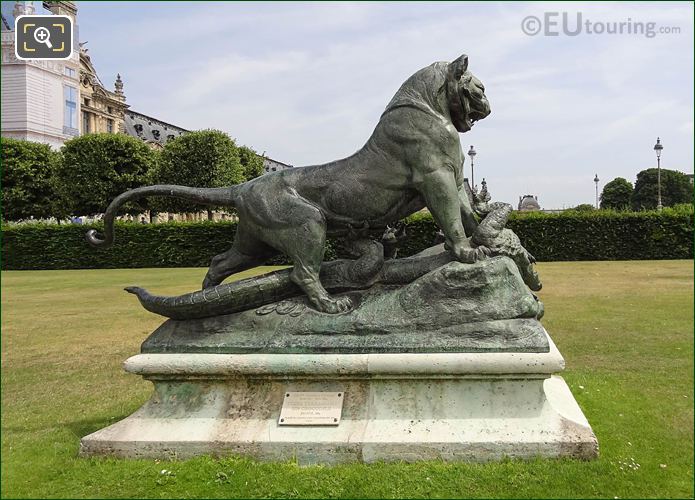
[{"x1": 80, "y1": 330, "x2": 597, "y2": 463}]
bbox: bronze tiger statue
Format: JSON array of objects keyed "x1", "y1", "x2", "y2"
[{"x1": 87, "y1": 54, "x2": 492, "y2": 313}]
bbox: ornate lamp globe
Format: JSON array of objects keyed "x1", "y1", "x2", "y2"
[{"x1": 654, "y1": 137, "x2": 663, "y2": 158}]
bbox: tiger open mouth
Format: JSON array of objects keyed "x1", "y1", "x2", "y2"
[
  {"x1": 467, "y1": 107, "x2": 488, "y2": 127},
  {"x1": 445, "y1": 59, "x2": 490, "y2": 134},
  {"x1": 466, "y1": 95, "x2": 490, "y2": 128}
]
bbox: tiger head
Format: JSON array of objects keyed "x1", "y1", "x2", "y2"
[{"x1": 446, "y1": 54, "x2": 491, "y2": 133}]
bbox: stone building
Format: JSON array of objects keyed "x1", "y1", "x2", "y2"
[
  {"x1": 78, "y1": 49, "x2": 128, "y2": 135},
  {"x1": 123, "y1": 110, "x2": 187, "y2": 149},
  {"x1": 78, "y1": 43, "x2": 188, "y2": 147},
  {"x1": 2, "y1": 0, "x2": 290, "y2": 189},
  {"x1": 1, "y1": 0, "x2": 188, "y2": 149},
  {"x1": 518, "y1": 194, "x2": 541, "y2": 212},
  {"x1": 2, "y1": 0, "x2": 292, "y2": 169},
  {"x1": 1, "y1": 1, "x2": 81, "y2": 148},
  {"x1": 263, "y1": 156, "x2": 293, "y2": 174}
]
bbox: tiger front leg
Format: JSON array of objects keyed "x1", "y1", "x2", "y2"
[{"x1": 418, "y1": 167, "x2": 490, "y2": 263}]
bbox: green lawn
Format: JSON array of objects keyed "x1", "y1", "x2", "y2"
[{"x1": 1, "y1": 261, "x2": 693, "y2": 499}]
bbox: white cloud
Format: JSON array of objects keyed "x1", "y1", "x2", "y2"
[{"x1": 78, "y1": 1, "x2": 693, "y2": 208}]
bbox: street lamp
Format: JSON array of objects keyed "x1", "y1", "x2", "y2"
[
  {"x1": 468, "y1": 145, "x2": 477, "y2": 190},
  {"x1": 594, "y1": 174, "x2": 600, "y2": 209},
  {"x1": 654, "y1": 137, "x2": 663, "y2": 210}
]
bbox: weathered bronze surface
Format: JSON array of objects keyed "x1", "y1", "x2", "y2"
[
  {"x1": 87, "y1": 55, "x2": 495, "y2": 314},
  {"x1": 142, "y1": 314, "x2": 548, "y2": 354},
  {"x1": 88, "y1": 55, "x2": 547, "y2": 354},
  {"x1": 140, "y1": 255, "x2": 548, "y2": 355},
  {"x1": 126, "y1": 200, "x2": 541, "y2": 321}
]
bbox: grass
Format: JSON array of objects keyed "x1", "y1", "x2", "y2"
[{"x1": 1, "y1": 261, "x2": 693, "y2": 499}]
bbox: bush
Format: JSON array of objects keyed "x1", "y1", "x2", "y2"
[
  {"x1": 631, "y1": 168, "x2": 693, "y2": 210},
  {"x1": 55, "y1": 134, "x2": 157, "y2": 216},
  {"x1": 571, "y1": 204, "x2": 596, "y2": 212},
  {"x1": 3, "y1": 207, "x2": 692, "y2": 270},
  {"x1": 600, "y1": 177, "x2": 633, "y2": 210},
  {"x1": 1, "y1": 138, "x2": 61, "y2": 221},
  {"x1": 149, "y1": 130, "x2": 244, "y2": 216},
  {"x1": 238, "y1": 145, "x2": 265, "y2": 181}
]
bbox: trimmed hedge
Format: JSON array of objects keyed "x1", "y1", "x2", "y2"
[
  {"x1": 2, "y1": 207, "x2": 692, "y2": 270},
  {"x1": 506, "y1": 207, "x2": 694, "y2": 262}
]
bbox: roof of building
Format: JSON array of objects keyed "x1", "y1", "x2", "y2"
[
  {"x1": 122, "y1": 108, "x2": 290, "y2": 168},
  {"x1": 124, "y1": 110, "x2": 188, "y2": 147},
  {"x1": 518, "y1": 194, "x2": 541, "y2": 211},
  {"x1": 262, "y1": 156, "x2": 294, "y2": 172},
  {"x1": 122, "y1": 111, "x2": 291, "y2": 169},
  {"x1": 263, "y1": 157, "x2": 293, "y2": 168}
]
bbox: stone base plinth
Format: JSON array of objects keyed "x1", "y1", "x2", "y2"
[{"x1": 80, "y1": 331, "x2": 597, "y2": 464}]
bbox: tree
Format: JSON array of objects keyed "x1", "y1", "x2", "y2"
[
  {"x1": 631, "y1": 168, "x2": 693, "y2": 210},
  {"x1": 571, "y1": 204, "x2": 596, "y2": 212},
  {"x1": 55, "y1": 133, "x2": 156, "y2": 216},
  {"x1": 1, "y1": 138, "x2": 62, "y2": 221},
  {"x1": 149, "y1": 130, "x2": 244, "y2": 219},
  {"x1": 237, "y1": 145, "x2": 265, "y2": 181},
  {"x1": 600, "y1": 177, "x2": 633, "y2": 210}
]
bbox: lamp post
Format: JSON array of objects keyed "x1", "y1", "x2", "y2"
[
  {"x1": 468, "y1": 145, "x2": 477, "y2": 190},
  {"x1": 594, "y1": 174, "x2": 600, "y2": 209},
  {"x1": 654, "y1": 137, "x2": 663, "y2": 210}
]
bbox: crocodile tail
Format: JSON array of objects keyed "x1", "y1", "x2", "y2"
[
  {"x1": 124, "y1": 268, "x2": 299, "y2": 320},
  {"x1": 125, "y1": 285, "x2": 235, "y2": 320},
  {"x1": 125, "y1": 285, "x2": 217, "y2": 320},
  {"x1": 85, "y1": 184, "x2": 239, "y2": 248}
]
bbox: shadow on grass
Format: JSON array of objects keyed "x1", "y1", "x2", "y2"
[
  {"x1": 64, "y1": 414, "x2": 130, "y2": 439},
  {"x1": 1, "y1": 415, "x2": 117, "y2": 436}
]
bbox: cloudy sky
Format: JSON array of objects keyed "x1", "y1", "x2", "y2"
[{"x1": 78, "y1": 1, "x2": 693, "y2": 208}]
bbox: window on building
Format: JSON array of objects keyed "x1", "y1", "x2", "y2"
[
  {"x1": 83, "y1": 98, "x2": 91, "y2": 107},
  {"x1": 63, "y1": 85, "x2": 77, "y2": 129},
  {"x1": 107, "y1": 106, "x2": 113, "y2": 114},
  {"x1": 107, "y1": 119, "x2": 114, "y2": 133},
  {"x1": 82, "y1": 111, "x2": 91, "y2": 133},
  {"x1": 64, "y1": 67, "x2": 76, "y2": 78}
]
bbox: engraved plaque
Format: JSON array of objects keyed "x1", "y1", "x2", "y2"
[{"x1": 278, "y1": 391, "x2": 344, "y2": 426}]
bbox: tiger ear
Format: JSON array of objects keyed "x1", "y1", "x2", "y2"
[{"x1": 450, "y1": 54, "x2": 469, "y2": 80}]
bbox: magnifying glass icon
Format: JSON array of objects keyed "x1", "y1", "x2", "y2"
[{"x1": 33, "y1": 27, "x2": 53, "y2": 49}]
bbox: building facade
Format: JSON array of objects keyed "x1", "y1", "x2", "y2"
[
  {"x1": 1, "y1": 0, "x2": 187, "y2": 150},
  {"x1": 518, "y1": 194, "x2": 541, "y2": 212},
  {"x1": 78, "y1": 47, "x2": 188, "y2": 147},
  {"x1": 1, "y1": 1, "x2": 291, "y2": 171},
  {"x1": 263, "y1": 156, "x2": 293, "y2": 174},
  {"x1": 1, "y1": 1, "x2": 80, "y2": 148},
  {"x1": 123, "y1": 110, "x2": 187, "y2": 149},
  {"x1": 78, "y1": 49, "x2": 128, "y2": 136}
]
